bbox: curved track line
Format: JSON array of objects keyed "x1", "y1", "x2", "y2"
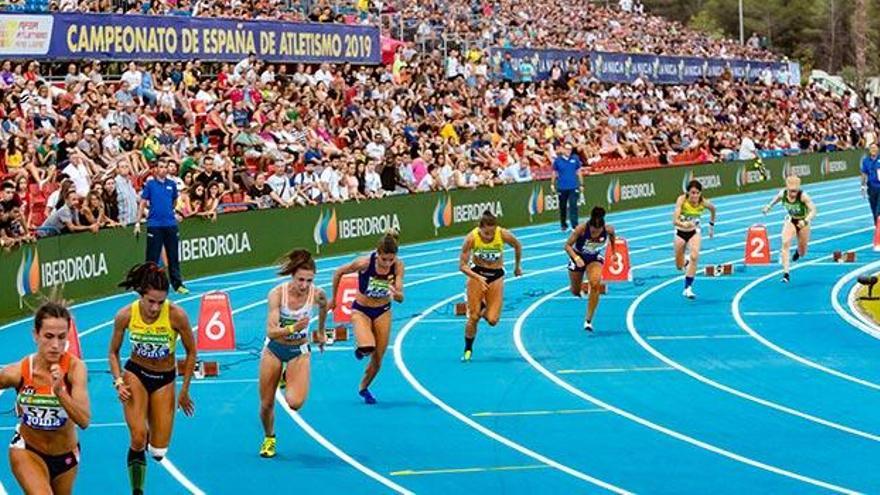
[
  {"x1": 393, "y1": 268, "x2": 633, "y2": 495},
  {"x1": 275, "y1": 390, "x2": 414, "y2": 494},
  {"x1": 514, "y1": 285, "x2": 860, "y2": 495},
  {"x1": 732, "y1": 240, "x2": 880, "y2": 391},
  {"x1": 627, "y1": 233, "x2": 880, "y2": 440},
  {"x1": 830, "y1": 259, "x2": 880, "y2": 340}
]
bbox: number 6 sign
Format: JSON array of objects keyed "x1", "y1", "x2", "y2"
[
  {"x1": 602, "y1": 238, "x2": 632, "y2": 282},
  {"x1": 197, "y1": 292, "x2": 236, "y2": 351}
]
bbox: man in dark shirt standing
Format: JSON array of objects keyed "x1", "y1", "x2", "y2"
[{"x1": 135, "y1": 160, "x2": 188, "y2": 294}]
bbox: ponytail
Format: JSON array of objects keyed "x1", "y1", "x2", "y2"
[
  {"x1": 377, "y1": 228, "x2": 399, "y2": 255},
  {"x1": 279, "y1": 249, "x2": 316, "y2": 277},
  {"x1": 119, "y1": 262, "x2": 169, "y2": 295}
]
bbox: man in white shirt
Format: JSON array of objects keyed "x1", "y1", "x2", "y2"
[
  {"x1": 738, "y1": 136, "x2": 758, "y2": 161},
  {"x1": 364, "y1": 162, "x2": 383, "y2": 198},
  {"x1": 62, "y1": 154, "x2": 92, "y2": 197},
  {"x1": 318, "y1": 162, "x2": 342, "y2": 201},
  {"x1": 314, "y1": 64, "x2": 333, "y2": 87}
]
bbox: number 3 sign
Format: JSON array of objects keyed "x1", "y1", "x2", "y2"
[{"x1": 602, "y1": 238, "x2": 632, "y2": 282}]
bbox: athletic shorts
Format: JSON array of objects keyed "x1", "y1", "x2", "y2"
[
  {"x1": 10, "y1": 429, "x2": 80, "y2": 480},
  {"x1": 472, "y1": 265, "x2": 505, "y2": 285},
  {"x1": 568, "y1": 252, "x2": 604, "y2": 272},
  {"x1": 266, "y1": 339, "x2": 310, "y2": 363},
  {"x1": 676, "y1": 229, "x2": 697, "y2": 243},
  {"x1": 124, "y1": 360, "x2": 176, "y2": 395},
  {"x1": 351, "y1": 301, "x2": 391, "y2": 321}
]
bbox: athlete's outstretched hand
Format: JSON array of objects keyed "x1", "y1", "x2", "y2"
[
  {"x1": 477, "y1": 276, "x2": 489, "y2": 292},
  {"x1": 514, "y1": 266, "x2": 523, "y2": 277},
  {"x1": 178, "y1": 389, "x2": 195, "y2": 417},
  {"x1": 115, "y1": 381, "x2": 132, "y2": 402}
]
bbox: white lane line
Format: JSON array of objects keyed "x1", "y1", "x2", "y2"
[
  {"x1": 830, "y1": 259, "x2": 880, "y2": 340},
  {"x1": 742, "y1": 311, "x2": 837, "y2": 316},
  {"x1": 275, "y1": 390, "x2": 415, "y2": 494},
  {"x1": 732, "y1": 240, "x2": 880, "y2": 391},
  {"x1": 471, "y1": 408, "x2": 608, "y2": 418},
  {"x1": 557, "y1": 367, "x2": 673, "y2": 374},
  {"x1": 646, "y1": 335, "x2": 750, "y2": 341},
  {"x1": 157, "y1": 458, "x2": 206, "y2": 495},
  {"x1": 515, "y1": 285, "x2": 860, "y2": 495},
  {"x1": 626, "y1": 230, "x2": 880, "y2": 445},
  {"x1": 394, "y1": 280, "x2": 634, "y2": 494}
]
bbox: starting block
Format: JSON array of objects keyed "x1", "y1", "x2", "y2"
[
  {"x1": 580, "y1": 282, "x2": 607, "y2": 295},
  {"x1": 833, "y1": 251, "x2": 856, "y2": 263},
  {"x1": 312, "y1": 325, "x2": 349, "y2": 344},
  {"x1": 454, "y1": 302, "x2": 468, "y2": 316},
  {"x1": 704, "y1": 264, "x2": 734, "y2": 276},
  {"x1": 177, "y1": 359, "x2": 219, "y2": 379}
]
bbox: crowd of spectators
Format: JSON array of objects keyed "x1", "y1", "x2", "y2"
[{"x1": 0, "y1": 0, "x2": 873, "y2": 246}]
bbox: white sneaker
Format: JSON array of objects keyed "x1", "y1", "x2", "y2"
[
  {"x1": 682, "y1": 287, "x2": 696, "y2": 299},
  {"x1": 584, "y1": 320, "x2": 593, "y2": 332}
]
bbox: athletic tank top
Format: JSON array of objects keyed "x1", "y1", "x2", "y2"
[
  {"x1": 471, "y1": 227, "x2": 504, "y2": 264},
  {"x1": 16, "y1": 353, "x2": 72, "y2": 431},
  {"x1": 128, "y1": 300, "x2": 176, "y2": 361},
  {"x1": 278, "y1": 283, "x2": 316, "y2": 341},
  {"x1": 781, "y1": 190, "x2": 807, "y2": 219},
  {"x1": 358, "y1": 252, "x2": 395, "y2": 299},
  {"x1": 575, "y1": 225, "x2": 608, "y2": 256},
  {"x1": 679, "y1": 197, "x2": 705, "y2": 226}
]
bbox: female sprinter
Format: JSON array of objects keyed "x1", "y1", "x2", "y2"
[
  {"x1": 762, "y1": 175, "x2": 817, "y2": 282},
  {"x1": 673, "y1": 180, "x2": 716, "y2": 299},
  {"x1": 565, "y1": 206, "x2": 615, "y2": 332},
  {"x1": 329, "y1": 230, "x2": 404, "y2": 405},
  {"x1": 109, "y1": 262, "x2": 197, "y2": 495},
  {"x1": 258, "y1": 249, "x2": 328, "y2": 458},
  {"x1": 0, "y1": 302, "x2": 90, "y2": 495},
  {"x1": 459, "y1": 210, "x2": 523, "y2": 362}
]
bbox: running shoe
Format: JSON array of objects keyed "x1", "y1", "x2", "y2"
[
  {"x1": 584, "y1": 320, "x2": 593, "y2": 332},
  {"x1": 259, "y1": 436, "x2": 276, "y2": 458},
  {"x1": 682, "y1": 287, "x2": 696, "y2": 299},
  {"x1": 782, "y1": 272, "x2": 790, "y2": 283},
  {"x1": 792, "y1": 251, "x2": 800, "y2": 262},
  {"x1": 461, "y1": 350, "x2": 472, "y2": 362},
  {"x1": 359, "y1": 388, "x2": 377, "y2": 405},
  {"x1": 175, "y1": 285, "x2": 190, "y2": 295}
]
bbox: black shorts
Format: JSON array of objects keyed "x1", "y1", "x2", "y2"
[
  {"x1": 10, "y1": 430, "x2": 80, "y2": 480},
  {"x1": 472, "y1": 265, "x2": 505, "y2": 285},
  {"x1": 125, "y1": 360, "x2": 176, "y2": 395},
  {"x1": 789, "y1": 218, "x2": 806, "y2": 231},
  {"x1": 676, "y1": 230, "x2": 697, "y2": 243}
]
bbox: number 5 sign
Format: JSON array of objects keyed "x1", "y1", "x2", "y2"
[
  {"x1": 602, "y1": 238, "x2": 632, "y2": 282},
  {"x1": 333, "y1": 274, "x2": 359, "y2": 324},
  {"x1": 197, "y1": 292, "x2": 236, "y2": 351}
]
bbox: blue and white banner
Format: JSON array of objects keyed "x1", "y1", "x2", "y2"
[
  {"x1": 488, "y1": 47, "x2": 589, "y2": 82},
  {"x1": 0, "y1": 12, "x2": 381, "y2": 64}
]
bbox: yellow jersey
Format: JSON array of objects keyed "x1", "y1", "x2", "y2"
[
  {"x1": 128, "y1": 300, "x2": 177, "y2": 361},
  {"x1": 679, "y1": 197, "x2": 705, "y2": 225},
  {"x1": 472, "y1": 227, "x2": 504, "y2": 265}
]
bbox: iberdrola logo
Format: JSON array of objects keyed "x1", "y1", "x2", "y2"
[
  {"x1": 313, "y1": 209, "x2": 338, "y2": 252},
  {"x1": 432, "y1": 194, "x2": 453, "y2": 234},
  {"x1": 527, "y1": 186, "x2": 544, "y2": 221},
  {"x1": 606, "y1": 178, "x2": 621, "y2": 205},
  {"x1": 16, "y1": 246, "x2": 40, "y2": 301}
]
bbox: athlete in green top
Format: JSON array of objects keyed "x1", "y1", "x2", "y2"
[{"x1": 762, "y1": 175, "x2": 817, "y2": 283}]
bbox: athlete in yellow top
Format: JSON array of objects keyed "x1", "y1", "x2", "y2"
[
  {"x1": 762, "y1": 175, "x2": 816, "y2": 283},
  {"x1": 673, "y1": 180, "x2": 717, "y2": 299},
  {"x1": 459, "y1": 210, "x2": 522, "y2": 361},
  {"x1": 0, "y1": 301, "x2": 90, "y2": 495},
  {"x1": 109, "y1": 262, "x2": 197, "y2": 495}
]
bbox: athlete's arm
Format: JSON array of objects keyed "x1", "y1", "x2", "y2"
[
  {"x1": 391, "y1": 260, "x2": 405, "y2": 303},
  {"x1": 762, "y1": 190, "x2": 783, "y2": 214},
  {"x1": 564, "y1": 224, "x2": 583, "y2": 260},
  {"x1": 0, "y1": 362, "x2": 21, "y2": 390},
  {"x1": 265, "y1": 286, "x2": 290, "y2": 340},
  {"x1": 56, "y1": 359, "x2": 91, "y2": 429},
  {"x1": 501, "y1": 229, "x2": 522, "y2": 275},
  {"x1": 316, "y1": 289, "x2": 329, "y2": 334},
  {"x1": 802, "y1": 192, "x2": 817, "y2": 224},
  {"x1": 459, "y1": 235, "x2": 481, "y2": 280},
  {"x1": 705, "y1": 199, "x2": 717, "y2": 237},
  {"x1": 606, "y1": 225, "x2": 616, "y2": 254},
  {"x1": 329, "y1": 256, "x2": 369, "y2": 309},
  {"x1": 672, "y1": 195, "x2": 690, "y2": 229},
  {"x1": 171, "y1": 304, "x2": 197, "y2": 417},
  {"x1": 108, "y1": 307, "x2": 129, "y2": 387}
]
